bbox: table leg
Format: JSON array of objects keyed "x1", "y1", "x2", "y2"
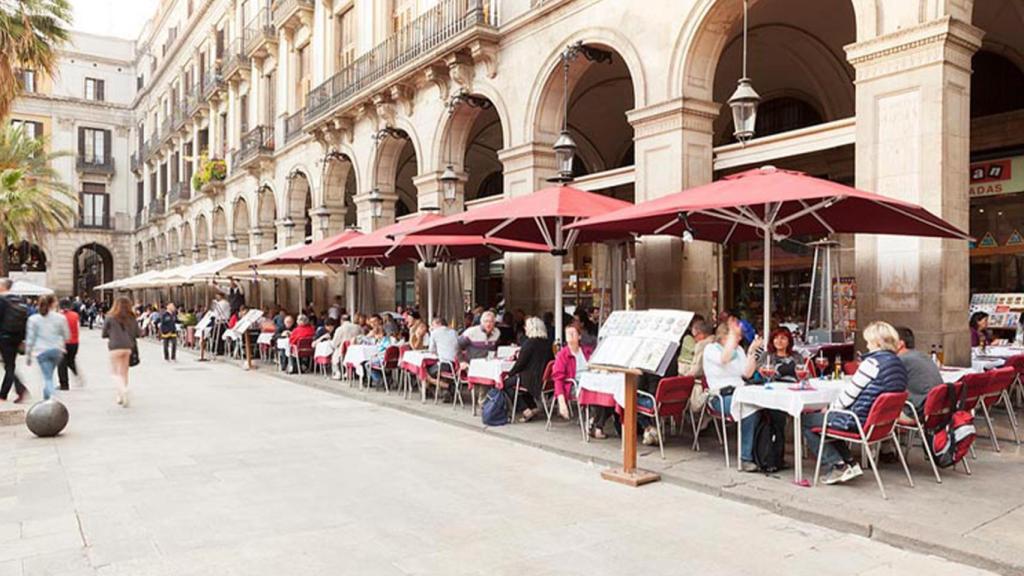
[
  {"x1": 736, "y1": 407, "x2": 743, "y2": 471},
  {"x1": 601, "y1": 372, "x2": 660, "y2": 487},
  {"x1": 794, "y1": 411, "x2": 804, "y2": 484}
]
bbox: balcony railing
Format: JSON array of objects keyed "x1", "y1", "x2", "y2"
[
  {"x1": 284, "y1": 109, "x2": 305, "y2": 144},
  {"x1": 147, "y1": 199, "x2": 166, "y2": 221},
  {"x1": 130, "y1": 152, "x2": 141, "y2": 173},
  {"x1": 202, "y1": 66, "x2": 225, "y2": 101},
  {"x1": 79, "y1": 212, "x2": 110, "y2": 229},
  {"x1": 134, "y1": 211, "x2": 144, "y2": 229},
  {"x1": 172, "y1": 104, "x2": 188, "y2": 132},
  {"x1": 186, "y1": 85, "x2": 202, "y2": 116},
  {"x1": 143, "y1": 138, "x2": 156, "y2": 161},
  {"x1": 76, "y1": 154, "x2": 115, "y2": 175},
  {"x1": 222, "y1": 38, "x2": 250, "y2": 80},
  {"x1": 272, "y1": 0, "x2": 313, "y2": 29},
  {"x1": 305, "y1": 0, "x2": 495, "y2": 123},
  {"x1": 160, "y1": 116, "x2": 172, "y2": 143},
  {"x1": 168, "y1": 181, "x2": 190, "y2": 206},
  {"x1": 232, "y1": 125, "x2": 275, "y2": 169},
  {"x1": 243, "y1": 7, "x2": 275, "y2": 56}
]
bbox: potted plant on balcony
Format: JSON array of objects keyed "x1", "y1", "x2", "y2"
[{"x1": 192, "y1": 152, "x2": 227, "y2": 195}]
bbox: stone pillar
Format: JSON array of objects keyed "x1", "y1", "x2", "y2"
[
  {"x1": 207, "y1": 240, "x2": 219, "y2": 261},
  {"x1": 413, "y1": 171, "x2": 465, "y2": 215},
  {"x1": 847, "y1": 17, "x2": 982, "y2": 366},
  {"x1": 309, "y1": 206, "x2": 346, "y2": 241},
  {"x1": 142, "y1": 163, "x2": 153, "y2": 204},
  {"x1": 277, "y1": 27, "x2": 291, "y2": 114},
  {"x1": 275, "y1": 218, "x2": 296, "y2": 248},
  {"x1": 354, "y1": 190, "x2": 398, "y2": 310},
  {"x1": 225, "y1": 235, "x2": 239, "y2": 257},
  {"x1": 627, "y1": 97, "x2": 720, "y2": 317},
  {"x1": 496, "y1": 143, "x2": 558, "y2": 316}
]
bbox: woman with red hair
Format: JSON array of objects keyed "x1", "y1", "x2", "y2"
[{"x1": 749, "y1": 327, "x2": 804, "y2": 382}]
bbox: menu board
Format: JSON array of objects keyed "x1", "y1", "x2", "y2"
[
  {"x1": 589, "y1": 309, "x2": 694, "y2": 376},
  {"x1": 231, "y1": 309, "x2": 264, "y2": 334},
  {"x1": 194, "y1": 311, "x2": 216, "y2": 333},
  {"x1": 970, "y1": 293, "x2": 1024, "y2": 329}
]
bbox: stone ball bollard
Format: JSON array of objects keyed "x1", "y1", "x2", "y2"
[{"x1": 25, "y1": 399, "x2": 69, "y2": 438}]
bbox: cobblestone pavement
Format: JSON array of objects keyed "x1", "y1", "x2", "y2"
[{"x1": 0, "y1": 331, "x2": 1000, "y2": 576}]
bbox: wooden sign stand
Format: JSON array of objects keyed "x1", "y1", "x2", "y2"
[
  {"x1": 590, "y1": 364, "x2": 661, "y2": 487},
  {"x1": 243, "y1": 334, "x2": 254, "y2": 371}
]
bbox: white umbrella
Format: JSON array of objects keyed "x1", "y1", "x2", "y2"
[{"x1": 9, "y1": 280, "x2": 54, "y2": 296}]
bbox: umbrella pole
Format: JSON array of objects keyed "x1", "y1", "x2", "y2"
[
  {"x1": 427, "y1": 265, "x2": 434, "y2": 323},
  {"x1": 346, "y1": 269, "x2": 357, "y2": 317},
  {"x1": 299, "y1": 264, "x2": 305, "y2": 312},
  {"x1": 763, "y1": 226, "x2": 771, "y2": 356},
  {"x1": 554, "y1": 252, "x2": 563, "y2": 345}
]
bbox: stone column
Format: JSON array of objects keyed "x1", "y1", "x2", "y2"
[
  {"x1": 225, "y1": 235, "x2": 239, "y2": 257},
  {"x1": 847, "y1": 17, "x2": 982, "y2": 366},
  {"x1": 226, "y1": 83, "x2": 237, "y2": 168},
  {"x1": 354, "y1": 190, "x2": 398, "y2": 310},
  {"x1": 413, "y1": 171, "x2": 466, "y2": 215},
  {"x1": 309, "y1": 206, "x2": 346, "y2": 241},
  {"x1": 207, "y1": 240, "x2": 219, "y2": 261},
  {"x1": 275, "y1": 218, "x2": 296, "y2": 248},
  {"x1": 627, "y1": 97, "x2": 720, "y2": 316}
]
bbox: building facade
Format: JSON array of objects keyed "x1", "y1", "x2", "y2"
[
  {"x1": 12, "y1": 0, "x2": 1024, "y2": 364},
  {"x1": 9, "y1": 32, "x2": 137, "y2": 296}
]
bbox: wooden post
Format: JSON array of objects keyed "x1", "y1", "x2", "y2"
[
  {"x1": 244, "y1": 332, "x2": 254, "y2": 371},
  {"x1": 595, "y1": 366, "x2": 661, "y2": 487}
]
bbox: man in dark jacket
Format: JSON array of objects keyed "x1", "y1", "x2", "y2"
[{"x1": 0, "y1": 278, "x2": 29, "y2": 402}]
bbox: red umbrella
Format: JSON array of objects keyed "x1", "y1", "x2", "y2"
[
  {"x1": 271, "y1": 229, "x2": 364, "y2": 312},
  {"x1": 566, "y1": 166, "x2": 970, "y2": 342},
  {"x1": 397, "y1": 186, "x2": 633, "y2": 341},
  {"x1": 322, "y1": 214, "x2": 548, "y2": 320}
]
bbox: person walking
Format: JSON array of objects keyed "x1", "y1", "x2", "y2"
[
  {"x1": 158, "y1": 303, "x2": 179, "y2": 361},
  {"x1": 25, "y1": 295, "x2": 69, "y2": 400},
  {"x1": 0, "y1": 278, "x2": 29, "y2": 403},
  {"x1": 57, "y1": 299, "x2": 83, "y2": 390},
  {"x1": 102, "y1": 297, "x2": 140, "y2": 407}
]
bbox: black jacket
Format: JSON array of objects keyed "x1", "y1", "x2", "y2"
[{"x1": 507, "y1": 337, "x2": 555, "y2": 401}]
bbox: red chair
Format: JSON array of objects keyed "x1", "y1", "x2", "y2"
[
  {"x1": 313, "y1": 352, "x2": 332, "y2": 378},
  {"x1": 289, "y1": 337, "x2": 315, "y2": 373},
  {"x1": 895, "y1": 381, "x2": 968, "y2": 483},
  {"x1": 843, "y1": 361, "x2": 860, "y2": 376},
  {"x1": 1006, "y1": 354, "x2": 1024, "y2": 409},
  {"x1": 370, "y1": 345, "x2": 401, "y2": 393},
  {"x1": 637, "y1": 376, "x2": 697, "y2": 459},
  {"x1": 510, "y1": 360, "x2": 554, "y2": 423},
  {"x1": 812, "y1": 391, "x2": 913, "y2": 499},
  {"x1": 436, "y1": 360, "x2": 465, "y2": 408},
  {"x1": 971, "y1": 367, "x2": 1019, "y2": 451},
  {"x1": 541, "y1": 365, "x2": 584, "y2": 433}
]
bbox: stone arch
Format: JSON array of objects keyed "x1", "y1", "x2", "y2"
[
  {"x1": 284, "y1": 169, "x2": 312, "y2": 222},
  {"x1": 232, "y1": 196, "x2": 252, "y2": 258},
  {"x1": 435, "y1": 92, "x2": 506, "y2": 202},
  {"x1": 669, "y1": 0, "x2": 867, "y2": 102},
  {"x1": 194, "y1": 213, "x2": 210, "y2": 260},
  {"x1": 74, "y1": 243, "x2": 113, "y2": 297},
  {"x1": 180, "y1": 220, "x2": 194, "y2": 261},
  {"x1": 4, "y1": 241, "x2": 46, "y2": 272},
  {"x1": 372, "y1": 125, "x2": 421, "y2": 217},
  {"x1": 211, "y1": 207, "x2": 228, "y2": 255},
  {"x1": 525, "y1": 28, "x2": 649, "y2": 144},
  {"x1": 321, "y1": 153, "x2": 358, "y2": 228},
  {"x1": 168, "y1": 228, "x2": 181, "y2": 262}
]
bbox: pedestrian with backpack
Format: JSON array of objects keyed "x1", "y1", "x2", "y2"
[
  {"x1": 25, "y1": 295, "x2": 69, "y2": 400},
  {"x1": 0, "y1": 278, "x2": 29, "y2": 403}
]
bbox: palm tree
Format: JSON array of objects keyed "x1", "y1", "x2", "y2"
[
  {"x1": 0, "y1": 0, "x2": 72, "y2": 120},
  {"x1": 0, "y1": 124, "x2": 76, "y2": 276}
]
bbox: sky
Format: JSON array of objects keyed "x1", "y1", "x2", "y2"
[{"x1": 72, "y1": 0, "x2": 159, "y2": 41}]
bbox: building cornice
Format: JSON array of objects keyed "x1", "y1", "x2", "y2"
[
  {"x1": 14, "y1": 92, "x2": 134, "y2": 113},
  {"x1": 845, "y1": 16, "x2": 984, "y2": 81}
]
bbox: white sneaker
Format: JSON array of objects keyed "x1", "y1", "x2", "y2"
[
  {"x1": 121, "y1": 391, "x2": 130, "y2": 408},
  {"x1": 841, "y1": 463, "x2": 863, "y2": 482},
  {"x1": 641, "y1": 427, "x2": 658, "y2": 446}
]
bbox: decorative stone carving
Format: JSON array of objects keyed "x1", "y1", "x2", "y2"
[
  {"x1": 389, "y1": 83, "x2": 415, "y2": 117},
  {"x1": 445, "y1": 52, "x2": 474, "y2": 92},
  {"x1": 371, "y1": 94, "x2": 395, "y2": 128},
  {"x1": 469, "y1": 39, "x2": 498, "y2": 79},
  {"x1": 424, "y1": 64, "x2": 451, "y2": 101}
]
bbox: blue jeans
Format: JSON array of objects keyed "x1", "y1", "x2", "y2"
[
  {"x1": 801, "y1": 411, "x2": 853, "y2": 469},
  {"x1": 710, "y1": 394, "x2": 759, "y2": 462},
  {"x1": 36, "y1": 349, "x2": 63, "y2": 400}
]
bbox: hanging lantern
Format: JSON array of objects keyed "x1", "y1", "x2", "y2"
[
  {"x1": 553, "y1": 129, "x2": 577, "y2": 182},
  {"x1": 368, "y1": 188, "x2": 384, "y2": 219},
  {"x1": 440, "y1": 164, "x2": 458, "y2": 204},
  {"x1": 728, "y1": 78, "x2": 760, "y2": 145}
]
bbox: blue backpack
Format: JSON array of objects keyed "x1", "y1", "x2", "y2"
[{"x1": 481, "y1": 388, "x2": 508, "y2": 427}]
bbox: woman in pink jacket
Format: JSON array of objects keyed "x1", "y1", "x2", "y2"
[{"x1": 552, "y1": 325, "x2": 605, "y2": 433}]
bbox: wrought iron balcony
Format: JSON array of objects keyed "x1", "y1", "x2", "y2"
[
  {"x1": 130, "y1": 152, "x2": 141, "y2": 173},
  {"x1": 160, "y1": 116, "x2": 173, "y2": 143},
  {"x1": 222, "y1": 38, "x2": 250, "y2": 81},
  {"x1": 143, "y1": 138, "x2": 157, "y2": 161},
  {"x1": 186, "y1": 85, "x2": 203, "y2": 117},
  {"x1": 272, "y1": 0, "x2": 313, "y2": 30},
  {"x1": 172, "y1": 104, "x2": 188, "y2": 132},
  {"x1": 147, "y1": 199, "x2": 166, "y2": 221},
  {"x1": 232, "y1": 125, "x2": 274, "y2": 170},
  {"x1": 134, "y1": 211, "x2": 144, "y2": 230},
  {"x1": 78, "y1": 211, "x2": 110, "y2": 230},
  {"x1": 202, "y1": 66, "x2": 225, "y2": 102},
  {"x1": 305, "y1": 0, "x2": 496, "y2": 123},
  {"x1": 284, "y1": 109, "x2": 305, "y2": 144},
  {"x1": 76, "y1": 154, "x2": 115, "y2": 175},
  {"x1": 243, "y1": 7, "x2": 276, "y2": 57},
  {"x1": 168, "y1": 180, "x2": 191, "y2": 210}
]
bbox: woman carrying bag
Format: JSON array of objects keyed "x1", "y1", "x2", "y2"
[{"x1": 102, "y1": 297, "x2": 140, "y2": 407}]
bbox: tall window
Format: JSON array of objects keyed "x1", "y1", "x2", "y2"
[
  {"x1": 11, "y1": 119, "x2": 42, "y2": 140},
  {"x1": 391, "y1": 0, "x2": 414, "y2": 33},
  {"x1": 79, "y1": 128, "x2": 108, "y2": 163},
  {"x1": 296, "y1": 44, "x2": 311, "y2": 109},
  {"x1": 264, "y1": 71, "x2": 276, "y2": 125},
  {"x1": 17, "y1": 69, "x2": 35, "y2": 93},
  {"x1": 80, "y1": 182, "x2": 109, "y2": 228},
  {"x1": 336, "y1": 8, "x2": 356, "y2": 71},
  {"x1": 136, "y1": 181, "x2": 144, "y2": 214},
  {"x1": 239, "y1": 94, "x2": 249, "y2": 134},
  {"x1": 85, "y1": 77, "x2": 105, "y2": 101}
]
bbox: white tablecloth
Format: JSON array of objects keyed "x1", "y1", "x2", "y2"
[
  {"x1": 343, "y1": 344, "x2": 378, "y2": 377},
  {"x1": 256, "y1": 332, "x2": 274, "y2": 346},
  {"x1": 732, "y1": 380, "x2": 847, "y2": 421},
  {"x1": 939, "y1": 366, "x2": 977, "y2": 383},
  {"x1": 497, "y1": 345, "x2": 519, "y2": 360},
  {"x1": 314, "y1": 341, "x2": 335, "y2": 358},
  {"x1": 972, "y1": 358, "x2": 1006, "y2": 371},
  {"x1": 276, "y1": 337, "x2": 290, "y2": 351},
  {"x1": 974, "y1": 345, "x2": 1023, "y2": 359},
  {"x1": 402, "y1": 350, "x2": 437, "y2": 368},
  {"x1": 576, "y1": 371, "x2": 627, "y2": 407},
  {"x1": 466, "y1": 358, "x2": 515, "y2": 385}
]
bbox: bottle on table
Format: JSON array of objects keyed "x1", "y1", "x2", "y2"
[
  {"x1": 937, "y1": 344, "x2": 945, "y2": 367},
  {"x1": 930, "y1": 344, "x2": 939, "y2": 366},
  {"x1": 832, "y1": 357, "x2": 842, "y2": 380}
]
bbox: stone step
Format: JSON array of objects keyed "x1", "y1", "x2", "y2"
[{"x1": 0, "y1": 403, "x2": 26, "y2": 426}]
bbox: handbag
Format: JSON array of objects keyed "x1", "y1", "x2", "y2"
[{"x1": 129, "y1": 345, "x2": 140, "y2": 367}]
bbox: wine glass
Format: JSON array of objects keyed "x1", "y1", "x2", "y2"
[
  {"x1": 815, "y1": 355, "x2": 829, "y2": 378},
  {"x1": 795, "y1": 366, "x2": 810, "y2": 389},
  {"x1": 758, "y1": 364, "x2": 777, "y2": 382}
]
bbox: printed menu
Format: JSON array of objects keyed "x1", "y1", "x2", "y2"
[
  {"x1": 589, "y1": 310, "x2": 694, "y2": 375},
  {"x1": 969, "y1": 293, "x2": 1024, "y2": 329}
]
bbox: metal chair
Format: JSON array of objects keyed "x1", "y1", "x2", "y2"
[
  {"x1": 812, "y1": 391, "x2": 913, "y2": 500},
  {"x1": 637, "y1": 376, "x2": 698, "y2": 459},
  {"x1": 289, "y1": 337, "x2": 315, "y2": 374},
  {"x1": 695, "y1": 381, "x2": 734, "y2": 468},
  {"x1": 369, "y1": 345, "x2": 401, "y2": 393},
  {"x1": 895, "y1": 381, "x2": 968, "y2": 483},
  {"x1": 510, "y1": 361, "x2": 554, "y2": 423},
  {"x1": 967, "y1": 367, "x2": 1019, "y2": 450}
]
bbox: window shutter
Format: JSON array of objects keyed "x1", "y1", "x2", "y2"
[
  {"x1": 103, "y1": 129, "x2": 112, "y2": 161},
  {"x1": 78, "y1": 127, "x2": 85, "y2": 156},
  {"x1": 97, "y1": 79, "x2": 105, "y2": 101}
]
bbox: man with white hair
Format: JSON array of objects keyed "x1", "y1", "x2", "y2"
[{"x1": 459, "y1": 310, "x2": 499, "y2": 363}]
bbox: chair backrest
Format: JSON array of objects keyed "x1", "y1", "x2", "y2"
[
  {"x1": 655, "y1": 376, "x2": 696, "y2": 405},
  {"x1": 295, "y1": 337, "x2": 314, "y2": 355},
  {"x1": 843, "y1": 361, "x2": 860, "y2": 376},
  {"x1": 961, "y1": 371, "x2": 993, "y2": 410},
  {"x1": 982, "y1": 367, "x2": 1016, "y2": 406},
  {"x1": 541, "y1": 360, "x2": 555, "y2": 392},
  {"x1": 920, "y1": 381, "x2": 963, "y2": 430},
  {"x1": 383, "y1": 345, "x2": 400, "y2": 366},
  {"x1": 340, "y1": 340, "x2": 350, "y2": 357},
  {"x1": 861, "y1": 391, "x2": 909, "y2": 442}
]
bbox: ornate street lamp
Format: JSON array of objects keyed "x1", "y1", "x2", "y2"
[
  {"x1": 548, "y1": 41, "x2": 612, "y2": 183},
  {"x1": 442, "y1": 90, "x2": 491, "y2": 204},
  {"x1": 368, "y1": 187, "x2": 384, "y2": 220},
  {"x1": 439, "y1": 163, "x2": 458, "y2": 204},
  {"x1": 368, "y1": 127, "x2": 410, "y2": 221},
  {"x1": 728, "y1": 0, "x2": 760, "y2": 145}
]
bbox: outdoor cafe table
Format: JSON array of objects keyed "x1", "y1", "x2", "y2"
[
  {"x1": 733, "y1": 380, "x2": 847, "y2": 484},
  {"x1": 974, "y1": 345, "x2": 1024, "y2": 359},
  {"x1": 466, "y1": 358, "x2": 515, "y2": 389},
  {"x1": 576, "y1": 371, "x2": 627, "y2": 407},
  {"x1": 400, "y1": 350, "x2": 437, "y2": 401},
  {"x1": 343, "y1": 344, "x2": 378, "y2": 380}
]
